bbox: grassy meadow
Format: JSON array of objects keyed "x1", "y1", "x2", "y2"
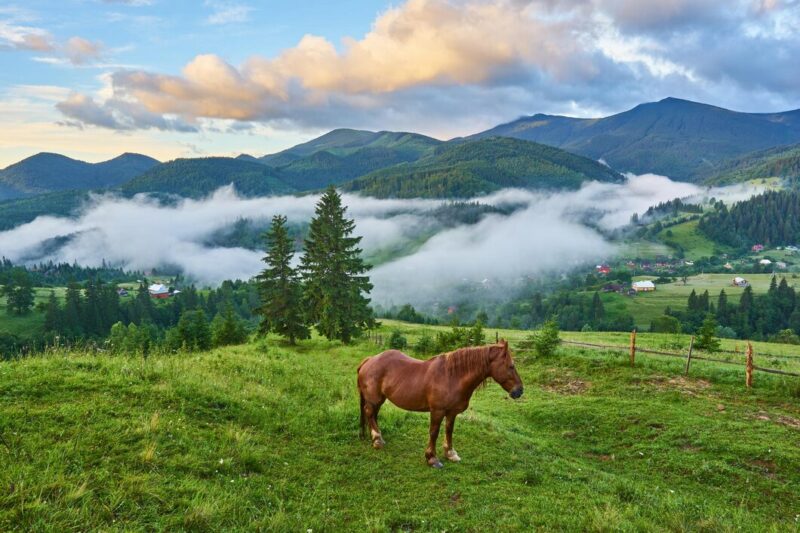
[
  {"x1": 655, "y1": 220, "x2": 728, "y2": 261},
  {"x1": 0, "y1": 287, "x2": 65, "y2": 337},
  {"x1": 2, "y1": 323, "x2": 800, "y2": 531},
  {"x1": 620, "y1": 273, "x2": 792, "y2": 329}
]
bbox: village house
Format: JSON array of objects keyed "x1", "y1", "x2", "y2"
[
  {"x1": 759, "y1": 259, "x2": 772, "y2": 266},
  {"x1": 148, "y1": 283, "x2": 170, "y2": 299},
  {"x1": 752, "y1": 244, "x2": 765, "y2": 252},
  {"x1": 733, "y1": 277, "x2": 749, "y2": 288},
  {"x1": 596, "y1": 264, "x2": 611, "y2": 275},
  {"x1": 632, "y1": 280, "x2": 656, "y2": 292}
]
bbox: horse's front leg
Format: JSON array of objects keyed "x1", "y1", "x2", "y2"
[
  {"x1": 425, "y1": 410, "x2": 445, "y2": 468},
  {"x1": 443, "y1": 413, "x2": 461, "y2": 462}
]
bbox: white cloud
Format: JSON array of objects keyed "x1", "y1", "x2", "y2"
[
  {"x1": 205, "y1": 1, "x2": 253, "y2": 25},
  {"x1": 0, "y1": 176, "x2": 764, "y2": 302}
]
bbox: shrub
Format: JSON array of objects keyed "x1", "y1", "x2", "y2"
[
  {"x1": 388, "y1": 330, "x2": 408, "y2": 350},
  {"x1": 769, "y1": 329, "x2": 800, "y2": 345},
  {"x1": 523, "y1": 319, "x2": 560, "y2": 357},
  {"x1": 695, "y1": 315, "x2": 721, "y2": 353},
  {"x1": 715, "y1": 326, "x2": 738, "y2": 339},
  {"x1": 414, "y1": 333, "x2": 434, "y2": 355},
  {"x1": 650, "y1": 315, "x2": 680, "y2": 333}
]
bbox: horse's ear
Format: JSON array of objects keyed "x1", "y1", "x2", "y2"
[{"x1": 500, "y1": 338, "x2": 508, "y2": 350}]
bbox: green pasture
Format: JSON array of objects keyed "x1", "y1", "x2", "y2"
[
  {"x1": 5, "y1": 323, "x2": 799, "y2": 530},
  {"x1": 621, "y1": 273, "x2": 791, "y2": 329},
  {"x1": 656, "y1": 219, "x2": 730, "y2": 260}
]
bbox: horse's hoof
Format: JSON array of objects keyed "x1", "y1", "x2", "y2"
[
  {"x1": 372, "y1": 438, "x2": 385, "y2": 449},
  {"x1": 445, "y1": 450, "x2": 461, "y2": 462},
  {"x1": 428, "y1": 458, "x2": 444, "y2": 468}
]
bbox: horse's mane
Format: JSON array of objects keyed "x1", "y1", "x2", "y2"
[{"x1": 440, "y1": 344, "x2": 497, "y2": 377}]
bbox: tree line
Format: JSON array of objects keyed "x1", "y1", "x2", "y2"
[
  {"x1": 699, "y1": 190, "x2": 800, "y2": 248},
  {"x1": 659, "y1": 276, "x2": 800, "y2": 343}
]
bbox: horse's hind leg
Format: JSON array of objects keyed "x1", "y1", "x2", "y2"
[{"x1": 364, "y1": 398, "x2": 386, "y2": 449}]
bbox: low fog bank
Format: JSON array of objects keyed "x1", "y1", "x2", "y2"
[{"x1": 0, "y1": 175, "x2": 765, "y2": 306}]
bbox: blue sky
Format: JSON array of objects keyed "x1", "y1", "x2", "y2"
[{"x1": 1, "y1": 0, "x2": 799, "y2": 167}]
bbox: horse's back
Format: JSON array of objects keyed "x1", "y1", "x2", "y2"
[{"x1": 358, "y1": 350, "x2": 425, "y2": 377}]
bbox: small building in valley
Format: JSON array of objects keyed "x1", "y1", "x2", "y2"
[
  {"x1": 632, "y1": 280, "x2": 656, "y2": 292},
  {"x1": 148, "y1": 283, "x2": 170, "y2": 299},
  {"x1": 752, "y1": 244, "x2": 765, "y2": 252},
  {"x1": 733, "y1": 277, "x2": 749, "y2": 288}
]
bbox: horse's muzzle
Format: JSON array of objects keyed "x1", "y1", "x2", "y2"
[{"x1": 510, "y1": 387, "x2": 523, "y2": 399}]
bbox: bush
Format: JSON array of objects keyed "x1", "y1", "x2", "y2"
[
  {"x1": 414, "y1": 333, "x2": 435, "y2": 355},
  {"x1": 523, "y1": 319, "x2": 560, "y2": 357},
  {"x1": 715, "y1": 326, "x2": 738, "y2": 339},
  {"x1": 433, "y1": 322, "x2": 486, "y2": 353},
  {"x1": 769, "y1": 329, "x2": 800, "y2": 345},
  {"x1": 650, "y1": 315, "x2": 680, "y2": 333},
  {"x1": 388, "y1": 330, "x2": 408, "y2": 350},
  {"x1": 695, "y1": 315, "x2": 721, "y2": 353}
]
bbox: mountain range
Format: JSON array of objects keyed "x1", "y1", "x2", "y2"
[
  {"x1": 0, "y1": 152, "x2": 159, "y2": 200},
  {"x1": 475, "y1": 97, "x2": 800, "y2": 181},
  {"x1": 2, "y1": 97, "x2": 800, "y2": 219}
]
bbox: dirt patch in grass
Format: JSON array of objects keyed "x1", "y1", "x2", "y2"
[
  {"x1": 750, "y1": 459, "x2": 777, "y2": 478},
  {"x1": 644, "y1": 375, "x2": 711, "y2": 395},
  {"x1": 543, "y1": 378, "x2": 590, "y2": 395},
  {"x1": 753, "y1": 411, "x2": 800, "y2": 429}
]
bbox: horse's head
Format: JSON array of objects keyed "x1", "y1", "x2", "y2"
[{"x1": 489, "y1": 339, "x2": 523, "y2": 399}]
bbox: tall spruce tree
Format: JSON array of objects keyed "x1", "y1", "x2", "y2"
[
  {"x1": 255, "y1": 215, "x2": 309, "y2": 344},
  {"x1": 301, "y1": 186, "x2": 374, "y2": 343}
]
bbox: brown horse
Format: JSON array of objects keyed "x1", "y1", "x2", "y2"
[{"x1": 357, "y1": 340, "x2": 523, "y2": 468}]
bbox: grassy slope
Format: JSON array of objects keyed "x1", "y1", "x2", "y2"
[
  {"x1": 620, "y1": 273, "x2": 785, "y2": 329},
  {"x1": 0, "y1": 287, "x2": 65, "y2": 337},
  {"x1": 656, "y1": 219, "x2": 729, "y2": 260},
  {"x1": 2, "y1": 325, "x2": 799, "y2": 531}
]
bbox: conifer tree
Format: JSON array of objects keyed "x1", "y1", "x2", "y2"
[
  {"x1": 255, "y1": 215, "x2": 309, "y2": 344},
  {"x1": 300, "y1": 186, "x2": 374, "y2": 343}
]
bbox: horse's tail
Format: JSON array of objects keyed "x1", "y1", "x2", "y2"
[{"x1": 357, "y1": 357, "x2": 370, "y2": 439}]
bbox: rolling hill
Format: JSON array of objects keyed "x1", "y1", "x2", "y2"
[
  {"x1": 704, "y1": 143, "x2": 800, "y2": 185},
  {"x1": 120, "y1": 157, "x2": 295, "y2": 199},
  {"x1": 476, "y1": 98, "x2": 800, "y2": 181},
  {"x1": 259, "y1": 128, "x2": 440, "y2": 164},
  {"x1": 0, "y1": 152, "x2": 159, "y2": 199},
  {"x1": 341, "y1": 137, "x2": 624, "y2": 198}
]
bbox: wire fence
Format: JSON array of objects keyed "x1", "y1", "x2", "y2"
[{"x1": 557, "y1": 336, "x2": 800, "y2": 381}]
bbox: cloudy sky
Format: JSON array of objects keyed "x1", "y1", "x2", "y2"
[{"x1": 1, "y1": 0, "x2": 799, "y2": 167}]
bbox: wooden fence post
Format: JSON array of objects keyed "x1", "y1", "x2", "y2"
[
  {"x1": 496, "y1": 331, "x2": 499, "y2": 343},
  {"x1": 684, "y1": 335, "x2": 695, "y2": 376},
  {"x1": 745, "y1": 342, "x2": 754, "y2": 388},
  {"x1": 629, "y1": 329, "x2": 637, "y2": 367}
]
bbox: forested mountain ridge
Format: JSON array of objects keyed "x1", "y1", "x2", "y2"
[
  {"x1": 475, "y1": 98, "x2": 800, "y2": 181},
  {"x1": 698, "y1": 190, "x2": 800, "y2": 248},
  {"x1": 704, "y1": 143, "x2": 800, "y2": 185},
  {"x1": 258, "y1": 129, "x2": 440, "y2": 164},
  {"x1": 0, "y1": 152, "x2": 159, "y2": 200},
  {"x1": 340, "y1": 137, "x2": 623, "y2": 198},
  {"x1": 119, "y1": 157, "x2": 295, "y2": 198}
]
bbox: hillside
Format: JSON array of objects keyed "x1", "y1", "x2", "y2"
[
  {"x1": 260, "y1": 129, "x2": 440, "y2": 164},
  {"x1": 0, "y1": 152, "x2": 159, "y2": 199},
  {"x1": 120, "y1": 157, "x2": 295, "y2": 198},
  {"x1": 342, "y1": 137, "x2": 623, "y2": 198},
  {"x1": 1, "y1": 328, "x2": 798, "y2": 530},
  {"x1": 476, "y1": 98, "x2": 800, "y2": 181},
  {"x1": 705, "y1": 143, "x2": 800, "y2": 185}
]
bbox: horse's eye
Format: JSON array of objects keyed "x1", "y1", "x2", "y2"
[{"x1": 510, "y1": 364, "x2": 515, "y2": 370}]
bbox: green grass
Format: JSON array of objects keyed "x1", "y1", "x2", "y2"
[
  {"x1": 2, "y1": 324, "x2": 800, "y2": 531},
  {"x1": 621, "y1": 273, "x2": 789, "y2": 329},
  {"x1": 618, "y1": 239, "x2": 674, "y2": 260},
  {"x1": 656, "y1": 219, "x2": 730, "y2": 260},
  {"x1": 0, "y1": 287, "x2": 65, "y2": 337}
]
